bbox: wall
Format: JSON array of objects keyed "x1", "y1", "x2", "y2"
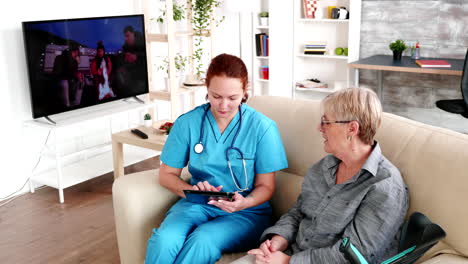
[{"x1": 359, "y1": 0, "x2": 468, "y2": 113}]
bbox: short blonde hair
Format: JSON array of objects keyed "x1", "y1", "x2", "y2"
[{"x1": 321, "y1": 87, "x2": 382, "y2": 145}]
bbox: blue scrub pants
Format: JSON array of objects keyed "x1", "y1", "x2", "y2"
[{"x1": 145, "y1": 199, "x2": 271, "y2": 264}]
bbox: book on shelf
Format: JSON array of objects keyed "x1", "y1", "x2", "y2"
[
  {"x1": 255, "y1": 33, "x2": 269, "y2": 57},
  {"x1": 415, "y1": 60, "x2": 451, "y2": 68},
  {"x1": 304, "y1": 51, "x2": 326, "y2": 55},
  {"x1": 303, "y1": 42, "x2": 327, "y2": 55}
]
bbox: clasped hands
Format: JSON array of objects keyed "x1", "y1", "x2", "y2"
[
  {"x1": 247, "y1": 235, "x2": 290, "y2": 264},
  {"x1": 192, "y1": 181, "x2": 245, "y2": 213}
]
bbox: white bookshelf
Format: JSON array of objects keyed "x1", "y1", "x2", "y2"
[
  {"x1": 251, "y1": 0, "x2": 270, "y2": 96},
  {"x1": 292, "y1": 0, "x2": 361, "y2": 100}
]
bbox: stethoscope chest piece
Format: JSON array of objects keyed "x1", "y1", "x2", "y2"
[{"x1": 194, "y1": 143, "x2": 204, "y2": 154}]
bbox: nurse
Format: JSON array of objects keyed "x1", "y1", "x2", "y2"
[{"x1": 144, "y1": 53, "x2": 288, "y2": 264}]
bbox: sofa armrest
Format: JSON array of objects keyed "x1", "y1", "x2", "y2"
[{"x1": 112, "y1": 168, "x2": 190, "y2": 264}]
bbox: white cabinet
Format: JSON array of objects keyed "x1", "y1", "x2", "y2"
[
  {"x1": 251, "y1": 0, "x2": 270, "y2": 96},
  {"x1": 24, "y1": 100, "x2": 157, "y2": 203},
  {"x1": 292, "y1": 0, "x2": 361, "y2": 100}
]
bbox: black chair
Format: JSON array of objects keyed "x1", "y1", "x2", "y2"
[
  {"x1": 435, "y1": 48, "x2": 468, "y2": 118},
  {"x1": 340, "y1": 212, "x2": 446, "y2": 264}
]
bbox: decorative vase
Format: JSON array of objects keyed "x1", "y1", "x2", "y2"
[
  {"x1": 393, "y1": 51, "x2": 402, "y2": 60},
  {"x1": 259, "y1": 17, "x2": 268, "y2": 27},
  {"x1": 144, "y1": 120, "x2": 152, "y2": 127},
  {"x1": 158, "y1": 22, "x2": 166, "y2": 34}
]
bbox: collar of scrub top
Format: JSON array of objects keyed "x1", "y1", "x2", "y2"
[{"x1": 194, "y1": 103, "x2": 249, "y2": 192}]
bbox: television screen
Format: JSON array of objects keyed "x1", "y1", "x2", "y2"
[{"x1": 22, "y1": 14, "x2": 149, "y2": 119}]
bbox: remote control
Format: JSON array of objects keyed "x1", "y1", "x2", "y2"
[{"x1": 131, "y1": 129, "x2": 148, "y2": 139}]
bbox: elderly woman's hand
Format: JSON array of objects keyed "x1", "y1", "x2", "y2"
[
  {"x1": 208, "y1": 192, "x2": 247, "y2": 213},
  {"x1": 248, "y1": 238, "x2": 290, "y2": 264}
]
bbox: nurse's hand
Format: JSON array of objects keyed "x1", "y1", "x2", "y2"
[
  {"x1": 192, "y1": 181, "x2": 223, "y2": 192},
  {"x1": 208, "y1": 192, "x2": 246, "y2": 213}
]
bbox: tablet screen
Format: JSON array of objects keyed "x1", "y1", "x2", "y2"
[{"x1": 183, "y1": 190, "x2": 234, "y2": 204}]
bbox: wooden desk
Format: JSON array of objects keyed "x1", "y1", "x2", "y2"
[
  {"x1": 349, "y1": 55, "x2": 464, "y2": 101},
  {"x1": 112, "y1": 126, "x2": 167, "y2": 178}
]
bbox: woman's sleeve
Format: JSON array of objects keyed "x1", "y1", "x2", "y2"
[
  {"x1": 260, "y1": 193, "x2": 304, "y2": 244},
  {"x1": 254, "y1": 122, "x2": 288, "y2": 174},
  {"x1": 160, "y1": 119, "x2": 190, "y2": 168}
]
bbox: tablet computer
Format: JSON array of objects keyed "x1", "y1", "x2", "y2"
[{"x1": 183, "y1": 190, "x2": 234, "y2": 204}]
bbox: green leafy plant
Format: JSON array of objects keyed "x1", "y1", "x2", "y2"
[
  {"x1": 155, "y1": 3, "x2": 186, "y2": 24},
  {"x1": 259, "y1": 11, "x2": 269, "y2": 18},
  {"x1": 389, "y1": 39, "x2": 407, "y2": 52},
  {"x1": 157, "y1": 53, "x2": 189, "y2": 76},
  {"x1": 144, "y1": 113, "x2": 151, "y2": 120},
  {"x1": 191, "y1": 0, "x2": 224, "y2": 78}
]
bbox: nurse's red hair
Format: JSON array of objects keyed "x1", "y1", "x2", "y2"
[{"x1": 205, "y1": 53, "x2": 249, "y2": 102}]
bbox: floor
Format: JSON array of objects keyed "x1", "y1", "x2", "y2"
[{"x1": 0, "y1": 156, "x2": 160, "y2": 264}]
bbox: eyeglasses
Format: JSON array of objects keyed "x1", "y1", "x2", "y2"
[{"x1": 320, "y1": 117, "x2": 354, "y2": 127}]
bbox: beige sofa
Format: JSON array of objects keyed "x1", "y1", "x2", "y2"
[{"x1": 113, "y1": 96, "x2": 468, "y2": 264}]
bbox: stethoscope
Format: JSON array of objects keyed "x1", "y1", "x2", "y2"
[{"x1": 193, "y1": 104, "x2": 249, "y2": 192}]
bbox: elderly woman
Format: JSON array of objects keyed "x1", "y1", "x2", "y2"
[{"x1": 240, "y1": 87, "x2": 409, "y2": 264}]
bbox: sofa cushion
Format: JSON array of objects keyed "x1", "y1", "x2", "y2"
[
  {"x1": 248, "y1": 96, "x2": 327, "y2": 177},
  {"x1": 271, "y1": 170, "x2": 304, "y2": 220},
  {"x1": 376, "y1": 113, "x2": 468, "y2": 258},
  {"x1": 420, "y1": 253, "x2": 468, "y2": 264}
]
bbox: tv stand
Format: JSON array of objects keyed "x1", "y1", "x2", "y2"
[
  {"x1": 133, "y1": 96, "x2": 145, "y2": 104},
  {"x1": 23, "y1": 100, "x2": 158, "y2": 203},
  {"x1": 44, "y1": 116, "x2": 57, "y2": 125}
]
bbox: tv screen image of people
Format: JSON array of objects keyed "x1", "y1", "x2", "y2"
[{"x1": 22, "y1": 14, "x2": 149, "y2": 119}]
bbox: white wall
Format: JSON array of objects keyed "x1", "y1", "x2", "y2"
[{"x1": 0, "y1": 0, "x2": 241, "y2": 199}]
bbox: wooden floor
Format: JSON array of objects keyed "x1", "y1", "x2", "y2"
[{"x1": 0, "y1": 156, "x2": 160, "y2": 264}]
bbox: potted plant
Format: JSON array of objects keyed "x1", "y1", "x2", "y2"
[
  {"x1": 191, "y1": 0, "x2": 224, "y2": 79},
  {"x1": 144, "y1": 113, "x2": 152, "y2": 127},
  {"x1": 157, "y1": 53, "x2": 189, "y2": 89},
  {"x1": 259, "y1": 11, "x2": 269, "y2": 26},
  {"x1": 389, "y1": 39, "x2": 407, "y2": 60},
  {"x1": 154, "y1": 2, "x2": 186, "y2": 34}
]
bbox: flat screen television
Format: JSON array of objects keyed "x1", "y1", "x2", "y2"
[{"x1": 22, "y1": 14, "x2": 149, "y2": 119}]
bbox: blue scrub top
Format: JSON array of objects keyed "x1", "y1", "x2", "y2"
[{"x1": 161, "y1": 103, "x2": 288, "y2": 211}]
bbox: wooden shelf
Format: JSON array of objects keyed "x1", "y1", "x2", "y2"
[
  {"x1": 147, "y1": 33, "x2": 168, "y2": 42},
  {"x1": 256, "y1": 56, "x2": 269, "y2": 60},
  {"x1": 147, "y1": 31, "x2": 211, "y2": 43},
  {"x1": 149, "y1": 85, "x2": 204, "y2": 101}
]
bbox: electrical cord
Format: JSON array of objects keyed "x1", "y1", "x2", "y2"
[{"x1": 0, "y1": 129, "x2": 52, "y2": 204}]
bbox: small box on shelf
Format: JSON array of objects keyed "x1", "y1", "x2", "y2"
[{"x1": 260, "y1": 66, "x2": 269, "y2": 80}]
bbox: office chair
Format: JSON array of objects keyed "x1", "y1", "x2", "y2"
[
  {"x1": 340, "y1": 212, "x2": 446, "y2": 264},
  {"x1": 435, "y1": 48, "x2": 468, "y2": 118}
]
